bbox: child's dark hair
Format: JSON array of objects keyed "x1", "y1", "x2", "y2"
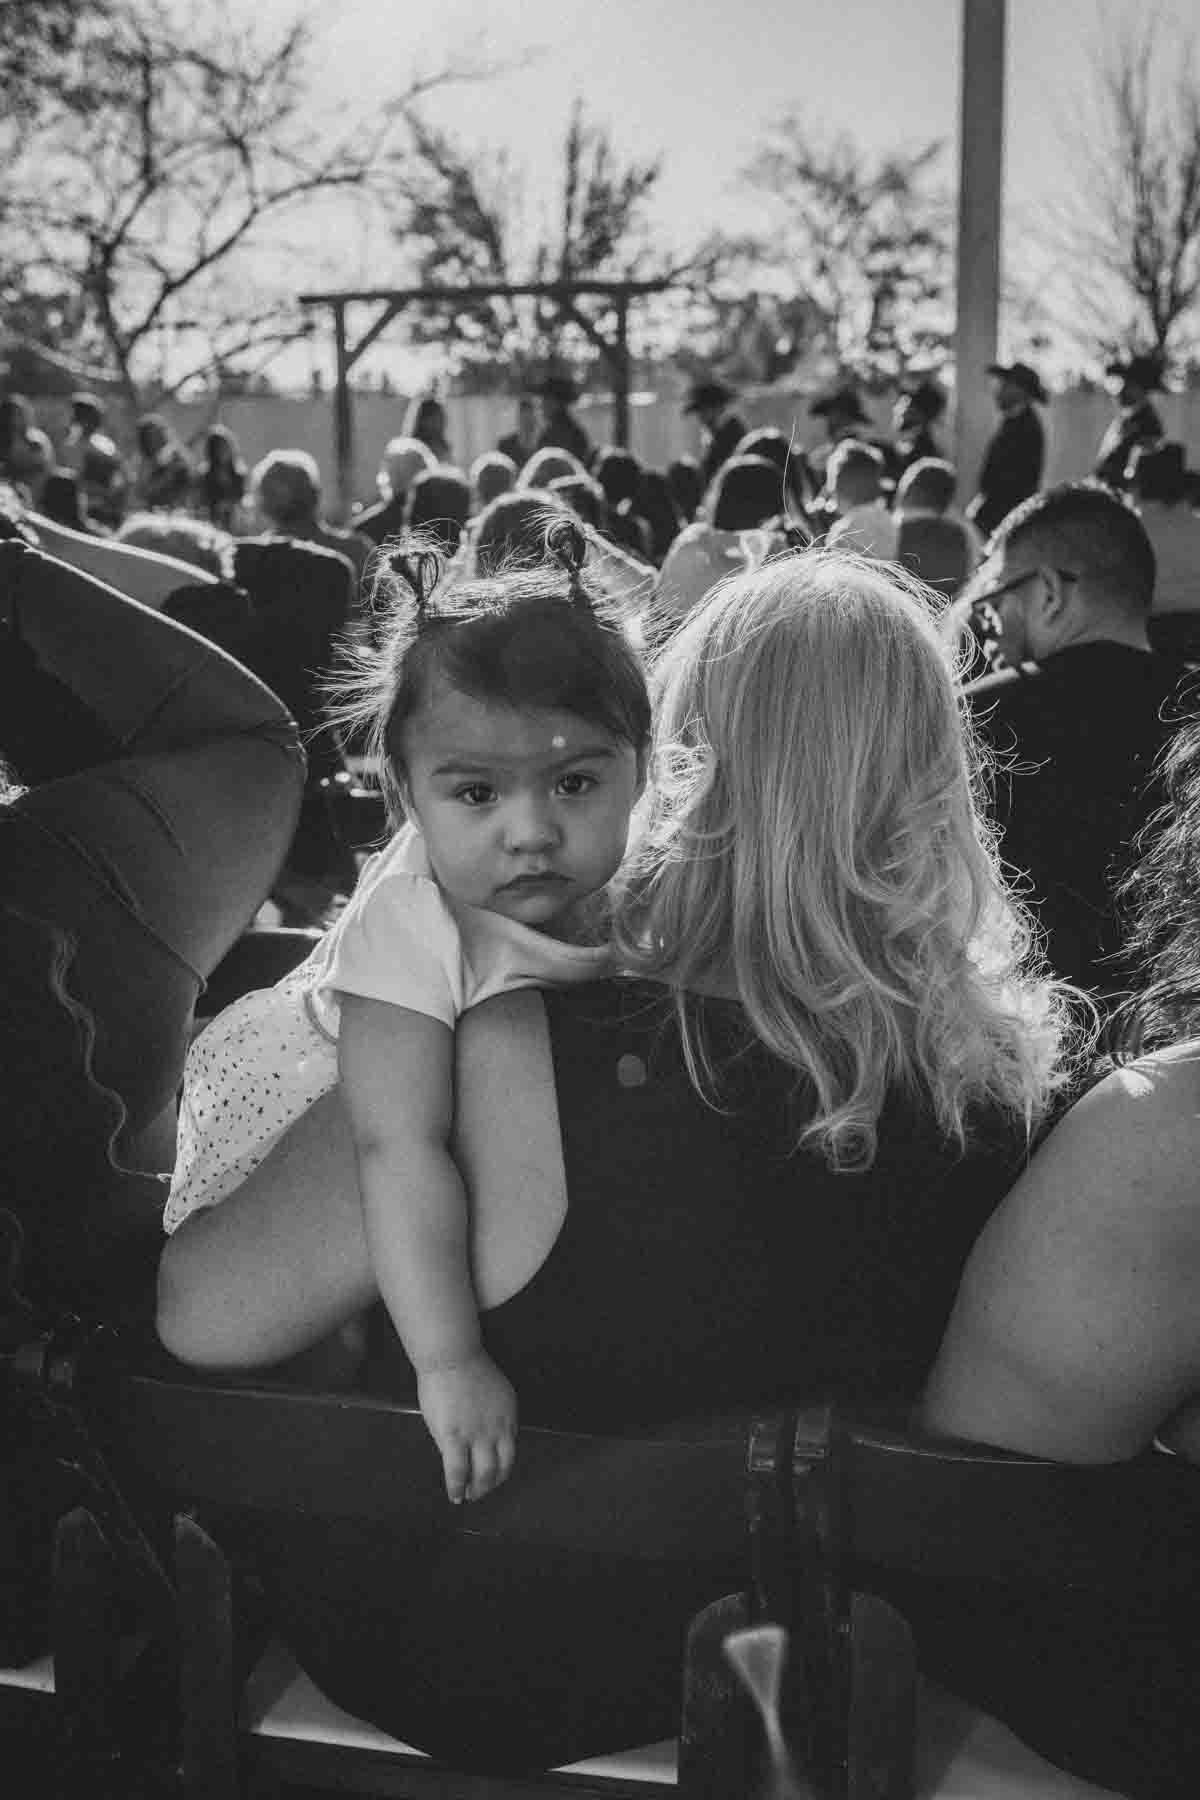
[{"x1": 326, "y1": 515, "x2": 651, "y2": 827}]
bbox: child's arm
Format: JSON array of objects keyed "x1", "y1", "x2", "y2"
[{"x1": 338, "y1": 992, "x2": 517, "y2": 1504}]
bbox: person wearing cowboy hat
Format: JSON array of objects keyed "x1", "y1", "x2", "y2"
[
  {"x1": 966, "y1": 361, "x2": 1048, "y2": 539},
  {"x1": 891, "y1": 375, "x2": 947, "y2": 478},
  {"x1": 536, "y1": 370, "x2": 593, "y2": 469},
  {"x1": 1094, "y1": 351, "x2": 1166, "y2": 493},
  {"x1": 683, "y1": 376, "x2": 746, "y2": 490}
]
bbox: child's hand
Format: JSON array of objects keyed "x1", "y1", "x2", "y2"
[{"x1": 417, "y1": 1352, "x2": 517, "y2": 1504}]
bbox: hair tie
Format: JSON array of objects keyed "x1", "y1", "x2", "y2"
[
  {"x1": 388, "y1": 545, "x2": 443, "y2": 628},
  {"x1": 545, "y1": 514, "x2": 591, "y2": 614}
]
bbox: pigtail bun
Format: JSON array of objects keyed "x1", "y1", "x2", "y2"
[
  {"x1": 544, "y1": 514, "x2": 591, "y2": 612},
  {"x1": 387, "y1": 543, "x2": 444, "y2": 627}
]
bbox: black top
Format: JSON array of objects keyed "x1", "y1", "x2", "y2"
[
  {"x1": 970, "y1": 404, "x2": 1045, "y2": 536},
  {"x1": 1094, "y1": 398, "x2": 1164, "y2": 491},
  {"x1": 966, "y1": 642, "x2": 1191, "y2": 996},
  {"x1": 256, "y1": 981, "x2": 1029, "y2": 1770},
  {"x1": 350, "y1": 492, "x2": 407, "y2": 547}
]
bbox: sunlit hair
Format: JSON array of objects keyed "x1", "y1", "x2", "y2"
[
  {"x1": 1109, "y1": 705, "x2": 1200, "y2": 1060},
  {"x1": 324, "y1": 520, "x2": 650, "y2": 829},
  {"x1": 612, "y1": 548, "x2": 1077, "y2": 1168}
]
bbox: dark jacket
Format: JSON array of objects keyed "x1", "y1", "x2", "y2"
[
  {"x1": 699, "y1": 412, "x2": 748, "y2": 489},
  {"x1": 969, "y1": 404, "x2": 1045, "y2": 538},
  {"x1": 1094, "y1": 399, "x2": 1164, "y2": 491}
]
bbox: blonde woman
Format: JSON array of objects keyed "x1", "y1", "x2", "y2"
[{"x1": 157, "y1": 549, "x2": 1077, "y2": 1772}]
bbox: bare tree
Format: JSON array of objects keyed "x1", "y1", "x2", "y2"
[
  {"x1": 387, "y1": 101, "x2": 676, "y2": 386},
  {"x1": 0, "y1": 0, "x2": 468, "y2": 406},
  {"x1": 1053, "y1": 16, "x2": 1200, "y2": 363},
  {"x1": 714, "y1": 119, "x2": 952, "y2": 383}
]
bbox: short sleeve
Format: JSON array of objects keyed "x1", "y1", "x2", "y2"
[{"x1": 320, "y1": 871, "x2": 464, "y2": 1027}]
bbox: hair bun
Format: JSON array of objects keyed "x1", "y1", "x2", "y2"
[
  {"x1": 387, "y1": 543, "x2": 444, "y2": 618},
  {"x1": 545, "y1": 514, "x2": 587, "y2": 581}
]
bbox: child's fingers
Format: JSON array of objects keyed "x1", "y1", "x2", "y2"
[
  {"x1": 441, "y1": 1437, "x2": 471, "y2": 1506},
  {"x1": 466, "y1": 1437, "x2": 502, "y2": 1503},
  {"x1": 496, "y1": 1430, "x2": 516, "y2": 1488}
]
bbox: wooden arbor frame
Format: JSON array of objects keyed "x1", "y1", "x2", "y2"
[{"x1": 298, "y1": 278, "x2": 674, "y2": 518}]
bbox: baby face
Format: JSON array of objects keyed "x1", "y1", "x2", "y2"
[{"x1": 400, "y1": 685, "x2": 643, "y2": 933}]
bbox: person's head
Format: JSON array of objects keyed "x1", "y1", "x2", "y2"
[
  {"x1": 593, "y1": 447, "x2": 644, "y2": 511},
  {"x1": 966, "y1": 480, "x2": 1156, "y2": 669},
  {"x1": 683, "y1": 377, "x2": 736, "y2": 434},
  {"x1": 204, "y1": 425, "x2": 243, "y2": 472},
  {"x1": 635, "y1": 469, "x2": 684, "y2": 563},
  {"x1": 810, "y1": 384, "x2": 869, "y2": 443},
  {"x1": 39, "y1": 469, "x2": 90, "y2": 532},
  {"x1": 892, "y1": 378, "x2": 946, "y2": 438},
  {"x1": 828, "y1": 440, "x2": 886, "y2": 512},
  {"x1": 1105, "y1": 351, "x2": 1165, "y2": 410},
  {"x1": 403, "y1": 467, "x2": 472, "y2": 555},
  {"x1": 548, "y1": 472, "x2": 606, "y2": 530},
  {"x1": 706, "y1": 454, "x2": 786, "y2": 531},
  {"x1": 249, "y1": 449, "x2": 322, "y2": 531},
  {"x1": 136, "y1": 413, "x2": 169, "y2": 457},
  {"x1": 895, "y1": 457, "x2": 958, "y2": 516},
  {"x1": 513, "y1": 395, "x2": 538, "y2": 439},
  {"x1": 0, "y1": 394, "x2": 34, "y2": 445},
  {"x1": 332, "y1": 518, "x2": 650, "y2": 934},
  {"x1": 613, "y1": 548, "x2": 1070, "y2": 1166},
  {"x1": 404, "y1": 394, "x2": 448, "y2": 449},
  {"x1": 985, "y1": 361, "x2": 1047, "y2": 415},
  {"x1": 516, "y1": 446, "x2": 582, "y2": 490},
  {"x1": 470, "y1": 450, "x2": 518, "y2": 510},
  {"x1": 70, "y1": 392, "x2": 104, "y2": 434},
  {"x1": 1128, "y1": 439, "x2": 1188, "y2": 507},
  {"x1": 469, "y1": 487, "x2": 575, "y2": 575},
  {"x1": 378, "y1": 436, "x2": 437, "y2": 504},
  {"x1": 116, "y1": 509, "x2": 234, "y2": 578},
  {"x1": 733, "y1": 428, "x2": 812, "y2": 513}
]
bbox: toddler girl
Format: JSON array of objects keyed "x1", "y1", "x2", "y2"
[{"x1": 165, "y1": 519, "x2": 650, "y2": 1502}]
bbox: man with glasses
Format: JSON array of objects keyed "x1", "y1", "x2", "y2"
[{"x1": 963, "y1": 481, "x2": 1191, "y2": 1001}]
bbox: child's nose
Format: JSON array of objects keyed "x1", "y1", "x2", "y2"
[{"x1": 505, "y1": 795, "x2": 560, "y2": 853}]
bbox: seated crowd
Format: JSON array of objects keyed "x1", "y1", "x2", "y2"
[{"x1": 3, "y1": 347, "x2": 1200, "y2": 1798}]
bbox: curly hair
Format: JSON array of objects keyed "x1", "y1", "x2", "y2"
[
  {"x1": 612, "y1": 548, "x2": 1080, "y2": 1169},
  {"x1": 1109, "y1": 707, "x2": 1200, "y2": 1059}
]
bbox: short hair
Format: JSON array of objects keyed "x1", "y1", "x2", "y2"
[
  {"x1": 116, "y1": 509, "x2": 233, "y2": 578},
  {"x1": 896, "y1": 457, "x2": 957, "y2": 514},
  {"x1": 250, "y1": 450, "x2": 322, "y2": 528},
  {"x1": 470, "y1": 450, "x2": 517, "y2": 508},
  {"x1": 707, "y1": 455, "x2": 785, "y2": 531},
  {"x1": 613, "y1": 549, "x2": 1073, "y2": 1167},
  {"x1": 330, "y1": 520, "x2": 651, "y2": 827},
  {"x1": 993, "y1": 480, "x2": 1156, "y2": 616},
  {"x1": 666, "y1": 457, "x2": 703, "y2": 521},
  {"x1": 734, "y1": 428, "x2": 812, "y2": 508},
  {"x1": 380, "y1": 436, "x2": 436, "y2": 499},
  {"x1": 70, "y1": 392, "x2": 103, "y2": 428},
  {"x1": 470, "y1": 488, "x2": 574, "y2": 575},
  {"x1": 517, "y1": 447, "x2": 583, "y2": 489},
  {"x1": 403, "y1": 467, "x2": 471, "y2": 555},
  {"x1": 829, "y1": 439, "x2": 885, "y2": 508},
  {"x1": 548, "y1": 472, "x2": 606, "y2": 530},
  {"x1": 593, "y1": 447, "x2": 644, "y2": 509}
]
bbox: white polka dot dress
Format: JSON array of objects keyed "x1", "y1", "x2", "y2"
[{"x1": 164, "y1": 968, "x2": 337, "y2": 1232}]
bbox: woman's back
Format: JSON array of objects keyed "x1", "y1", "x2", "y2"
[{"x1": 258, "y1": 980, "x2": 1031, "y2": 1770}]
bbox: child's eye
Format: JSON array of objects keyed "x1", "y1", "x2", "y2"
[
  {"x1": 454, "y1": 783, "x2": 495, "y2": 806},
  {"x1": 556, "y1": 771, "x2": 597, "y2": 797}
]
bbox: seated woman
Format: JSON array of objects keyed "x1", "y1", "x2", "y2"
[
  {"x1": 918, "y1": 712, "x2": 1200, "y2": 1799},
  {"x1": 156, "y1": 548, "x2": 1074, "y2": 1770}
]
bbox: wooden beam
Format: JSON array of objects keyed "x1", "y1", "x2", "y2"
[
  {"x1": 345, "y1": 297, "x2": 406, "y2": 372},
  {"x1": 954, "y1": 0, "x2": 1007, "y2": 501},
  {"x1": 612, "y1": 296, "x2": 631, "y2": 448},
  {"x1": 299, "y1": 279, "x2": 672, "y2": 307},
  {"x1": 331, "y1": 300, "x2": 354, "y2": 524}
]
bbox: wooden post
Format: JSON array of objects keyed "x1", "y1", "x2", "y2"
[
  {"x1": 953, "y1": 0, "x2": 1006, "y2": 503},
  {"x1": 612, "y1": 294, "x2": 631, "y2": 448},
  {"x1": 331, "y1": 300, "x2": 354, "y2": 523}
]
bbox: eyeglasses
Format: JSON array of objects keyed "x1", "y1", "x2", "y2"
[{"x1": 968, "y1": 563, "x2": 1078, "y2": 624}]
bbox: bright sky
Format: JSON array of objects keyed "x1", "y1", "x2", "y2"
[{"x1": 246, "y1": 0, "x2": 1194, "y2": 385}]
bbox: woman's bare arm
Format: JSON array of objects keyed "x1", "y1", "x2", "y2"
[{"x1": 921, "y1": 1044, "x2": 1200, "y2": 1463}]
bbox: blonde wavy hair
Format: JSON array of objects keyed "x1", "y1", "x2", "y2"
[{"x1": 613, "y1": 549, "x2": 1078, "y2": 1168}]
